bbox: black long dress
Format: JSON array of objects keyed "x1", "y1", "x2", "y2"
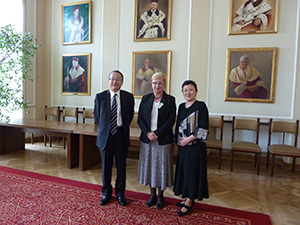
[{"x1": 173, "y1": 100, "x2": 209, "y2": 201}]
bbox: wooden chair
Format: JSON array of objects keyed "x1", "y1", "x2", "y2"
[
  {"x1": 62, "y1": 107, "x2": 79, "y2": 149},
  {"x1": 267, "y1": 119, "x2": 300, "y2": 177},
  {"x1": 206, "y1": 115, "x2": 224, "y2": 169},
  {"x1": 82, "y1": 107, "x2": 95, "y2": 124},
  {"x1": 44, "y1": 105, "x2": 60, "y2": 147},
  {"x1": 231, "y1": 117, "x2": 261, "y2": 175}
]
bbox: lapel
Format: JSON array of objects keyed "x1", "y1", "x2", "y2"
[
  {"x1": 105, "y1": 90, "x2": 111, "y2": 118},
  {"x1": 158, "y1": 91, "x2": 167, "y2": 119}
]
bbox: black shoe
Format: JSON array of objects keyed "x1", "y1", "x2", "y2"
[
  {"x1": 176, "y1": 199, "x2": 194, "y2": 207},
  {"x1": 146, "y1": 195, "x2": 157, "y2": 207},
  {"x1": 156, "y1": 197, "x2": 164, "y2": 210},
  {"x1": 118, "y1": 196, "x2": 127, "y2": 206},
  {"x1": 178, "y1": 204, "x2": 192, "y2": 216},
  {"x1": 100, "y1": 196, "x2": 111, "y2": 206},
  {"x1": 176, "y1": 199, "x2": 186, "y2": 207}
]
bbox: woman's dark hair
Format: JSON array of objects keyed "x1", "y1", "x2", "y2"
[{"x1": 181, "y1": 80, "x2": 198, "y2": 92}]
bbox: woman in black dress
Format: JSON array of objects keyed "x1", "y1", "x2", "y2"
[{"x1": 173, "y1": 80, "x2": 209, "y2": 216}]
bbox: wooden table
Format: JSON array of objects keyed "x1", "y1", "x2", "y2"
[
  {"x1": 72, "y1": 123, "x2": 99, "y2": 171},
  {"x1": 72, "y1": 125, "x2": 141, "y2": 171},
  {"x1": 0, "y1": 119, "x2": 142, "y2": 171},
  {"x1": 0, "y1": 118, "x2": 80, "y2": 169}
]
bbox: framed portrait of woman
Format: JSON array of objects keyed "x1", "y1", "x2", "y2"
[
  {"x1": 132, "y1": 50, "x2": 171, "y2": 97},
  {"x1": 224, "y1": 47, "x2": 278, "y2": 103},
  {"x1": 62, "y1": 53, "x2": 91, "y2": 96},
  {"x1": 228, "y1": 0, "x2": 279, "y2": 35},
  {"x1": 134, "y1": 0, "x2": 172, "y2": 41},
  {"x1": 61, "y1": 1, "x2": 91, "y2": 45}
]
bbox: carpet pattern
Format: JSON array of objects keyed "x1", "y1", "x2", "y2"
[{"x1": 0, "y1": 166, "x2": 272, "y2": 224}]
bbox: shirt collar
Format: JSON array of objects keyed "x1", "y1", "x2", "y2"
[{"x1": 109, "y1": 90, "x2": 120, "y2": 98}]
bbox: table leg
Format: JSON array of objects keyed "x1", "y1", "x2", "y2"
[
  {"x1": 0, "y1": 127, "x2": 25, "y2": 154},
  {"x1": 79, "y1": 134, "x2": 100, "y2": 171},
  {"x1": 67, "y1": 133, "x2": 80, "y2": 169}
]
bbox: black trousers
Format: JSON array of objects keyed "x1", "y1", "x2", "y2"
[{"x1": 100, "y1": 127, "x2": 127, "y2": 198}]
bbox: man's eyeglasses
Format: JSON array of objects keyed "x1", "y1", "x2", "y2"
[{"x1": 109, "y1": 78, "x2": 122, "y2": 82}]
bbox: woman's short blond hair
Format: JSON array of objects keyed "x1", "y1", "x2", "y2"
[{"x1": 151, "y1": 72, "x2": 166, "y2": 83}]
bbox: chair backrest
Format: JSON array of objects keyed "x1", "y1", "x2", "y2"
[
  {"x1": 232, "y1": 116, "x2": 260, "y2": 144},
  {"x1": 45, "y1": 105, "x2": 60, "y2": 121},
  {"x1": 82, "y1": 107, "x2": 95, "y2": 124},
  {"x1": 209, "y1": 115, "x2": 224, "y2": 141},
  {"x1": 62, "y1": 107, "x2": 78, "y2": 123},
  {"x1": 268, "y1": 118, "x2": 299, "y2": 147}
]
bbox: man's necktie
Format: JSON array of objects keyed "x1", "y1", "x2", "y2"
[{"x1": 110, "y1": 93, "x2": 118, "y2": 135}]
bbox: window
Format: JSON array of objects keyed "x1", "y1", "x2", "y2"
[{"x1": 0, "y1": 0, "x2": 24, "y2": 119}]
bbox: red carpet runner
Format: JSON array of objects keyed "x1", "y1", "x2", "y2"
[{"x1": 0, "y1": 166, "x2": 272, "y2": 224}]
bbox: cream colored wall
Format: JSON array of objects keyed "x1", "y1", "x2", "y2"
[
  {"x1": 208, "y1": 0, "x2": 299, "y2": 121},
  {"x1": 25, "y1": 0, "x2": 300, "y2": 155}
]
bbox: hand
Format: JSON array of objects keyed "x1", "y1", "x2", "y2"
[
  {"x1": 253, "y1": 18, "x2": 262, "y2": 26},
  {"x1": 237, "y1": 20, "x2": 245, "y2": 25},
  {"x1": 180, "y1": 135, "x2": 197, "y2": 147},
  {"x1": 179, "y1": 137, "x2": 189, "y2": 146},
  {"x1": 147, "y1": 132, "x2": 158, "y2": 142},
  {"x1": 247, "y1": 85, "x2": 258, "y2": 92}
]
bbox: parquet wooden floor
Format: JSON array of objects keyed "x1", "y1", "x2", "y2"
[{"x1": 0, "y1": 142, "x2": 299, "y2": 225}]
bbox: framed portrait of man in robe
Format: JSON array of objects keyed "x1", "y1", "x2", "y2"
[
  {"x1": 228, "y1": 0, "x2": 279, "y2": 35},
  {"x1": 224, "y1": 48, "x2": 278, "y2": 103},
  {"x1": 62, "y1": 53, "x2": 91, "y2": 96},
  {"x1": 62, "y1": 1, "x2": 91, "y2": 45},
  {"x1": 132, "y1": 51, "x2": 171, "y2": 97},
  {"x1": 134, "y1": 0, "x2": 172, "y2": 41}
]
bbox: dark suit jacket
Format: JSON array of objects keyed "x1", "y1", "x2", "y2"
[
  {"x1": 138, "y1": 91, "x2": 176, "y2": 145},
  {"x1": 94, "y1": 90, "x2": 134, "y2": 151}
]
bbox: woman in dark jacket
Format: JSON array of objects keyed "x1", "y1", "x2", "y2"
[{"x1": 137, "y1": 72, "x2": 176, "y2": 210}]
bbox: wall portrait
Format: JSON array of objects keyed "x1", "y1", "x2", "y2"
[
  {"x1": 134, "y1": 0, "x2": 172, "y2": 41},
  {"x1": 132, "y1": 51, "x2": 171, "y2": 97},
  {"x1": 62, "y1": 53, "x2": 91, "y2": 96},
  {"x1": 62, "y1": 1, "x2": 91, "y2": 45},
  {"x1": 228, "y1": 0, "x2": 278, "y2": 35},
  {"x1": 225, "y1": 48, "x2": 277, "y2": 103}
]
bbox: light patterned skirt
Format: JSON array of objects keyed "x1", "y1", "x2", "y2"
[{"x1": 137, "y1": 141, "x2": 173, "y2": 190}]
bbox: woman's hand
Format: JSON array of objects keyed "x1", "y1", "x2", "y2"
[
  {"x1": 147, "y1": 131, "x2": 158, "y2": 141},
  {"x1": 180, "y1": 135, "x2": 197, "y2": 147}
]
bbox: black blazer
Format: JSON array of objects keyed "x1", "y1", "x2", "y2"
[
  {"x1": 94, "y1": 90, "x2": 134, "y2": 151},
  {"x1": 138, "y1": 91, "x2": 176, "y2": 145}
]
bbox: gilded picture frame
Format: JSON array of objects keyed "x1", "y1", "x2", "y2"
[
  {"x1": 61, "y1": 1, "x2": 91, "y2": 45},
  {"x1": 228, "y1": 0, "x2": 279, "y2": 35},
  {"x1": 132, "y1": 50, "x2": 171, "y2": 97},
  {"x1": 225, "y1": 47, "x2": 278, "y2": 103},
  {"x1": 134, "y1": 0, "x2": 172, "y2": 41},
  {"x1": 62, "y1": 53, "x2": 91, "y2": 96}
]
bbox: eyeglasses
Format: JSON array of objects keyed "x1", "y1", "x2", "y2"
[
  {"x1": 152, "y1": 81, "x2": 164, "y2": 86},
  {"x1": 109, "y1": 78, "x2": 122, "y2": 82}
]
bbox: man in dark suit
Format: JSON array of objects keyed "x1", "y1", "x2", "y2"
[{"x1": 94, "y1": 70, "x2": 134, "y2": 206}]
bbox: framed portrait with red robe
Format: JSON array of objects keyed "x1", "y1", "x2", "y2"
[
  {"x1": 225, "y1": 47, "x2": 277, "y2": 103},
  {"x1": 228, "y1": 0, "x2": 279, "y2": 35},
  {"x1": 62, "y1": 53, "x2": 91, "y2": 96}
]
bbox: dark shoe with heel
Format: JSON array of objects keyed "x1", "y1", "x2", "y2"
[
  {"x1": 178, "y1": 204, "x2": 192, "y2": 216},
  {"x1": 146, "y1": 195, "x2": 157, "y2": 207},
  {"x1": 156, "y1": 196, "x2": 164, "y2": 210},
  {"x1": 176, "y1": 199, "x2": 194, "y2": 207}
]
